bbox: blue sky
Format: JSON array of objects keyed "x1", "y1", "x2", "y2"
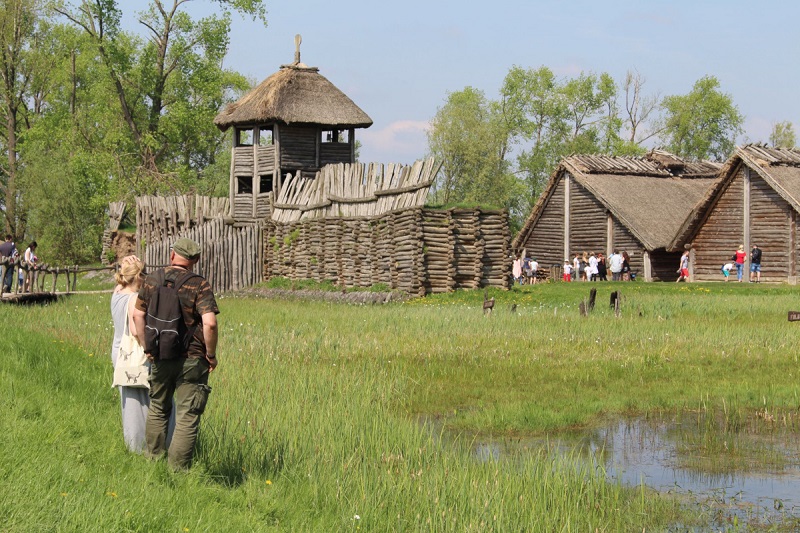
[{"x1": 120, "y1": 0, "x2": 799, "y2": 164}]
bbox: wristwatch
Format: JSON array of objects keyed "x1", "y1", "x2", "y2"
[{"x1": 206, "y1": 353, "x2": 216, "y2": 359}]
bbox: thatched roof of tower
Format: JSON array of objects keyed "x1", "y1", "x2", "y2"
[
  {"x1": 514, "y1": 151, "x2": 721, "y2": 252},
  {"x1": 214, "y1": 64, "x2": 373, "y2": 131},
  {"x1": 669, "y1": 144, "x2": 800, "y2": 250}
]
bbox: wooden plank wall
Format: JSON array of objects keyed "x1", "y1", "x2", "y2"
[
  {"x1": 144, "y1": 218, "x2": 263, "y2": 293},
  {"x1": 692, "y1": 168, "x2": 745, "y2": 280},
  {"x1": 320, "y1": 143, "x2": 352, "y2": 166},
  {"x1": 262, "y1": 207, "x2": 511, "y2": 294},
  {"x1": 280, "y1": 125, "x2": 317, "y2": 169},
  {"x1": 519, "y1": 177, "x2": 565, "y2": 268},
  {"x1": 749, "y1": 173, "x2": 791, "y2": 281}
]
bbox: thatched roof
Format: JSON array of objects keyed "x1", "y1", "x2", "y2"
[
  {"x1": 670, "y1": 144, "x2": 800, "y2": 250},
  {"x1": 214, "y1": 64, "x2": 373, "y2": 131},
  {"x1": 514, "y1": 151, "x2": 721, "y2": 252}
]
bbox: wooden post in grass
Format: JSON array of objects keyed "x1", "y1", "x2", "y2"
[
  {"x1": 483, "y1": 289, "x2": 495, "y2": 315},
  {"x1": 588, "y1": 288, "x2": 597, "y2": 312},
  {"x1": 610, "y1": 291, "x2": 621, "y2": 317},
  {"x1": 788, "y1": 311, "x2": 800, "y2": 322},
  {"x1": 579, "y1": 300, "x2": 587, "y2": 316}
]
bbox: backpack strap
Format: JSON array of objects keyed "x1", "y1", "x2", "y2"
[{"x1": 173, "y1": 270, "x2": 200, "y2": 291}]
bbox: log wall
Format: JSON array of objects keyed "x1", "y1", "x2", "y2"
[
  {"x1": 518, "y1": 177, "x2": 565, "y2": 269},
  {"x1": 612, "y1": 220, "x2": 644, "y2": 276},
  {"x1": 749, "y1": 173, "x2": 791, "y2": 281},
  {"x1": 569, "y1": 180, "x2": 608, "y2": 258},
  {"x1": 692, "y1": 167, "x2": 746, "y2": 280},
  {"x1": 263, "y1": 207, "x2": 511, "y2": 294}
]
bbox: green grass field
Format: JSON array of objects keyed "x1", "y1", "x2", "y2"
[{"x1": 2, "y1": 281, "x2": 799, "y2": 531}]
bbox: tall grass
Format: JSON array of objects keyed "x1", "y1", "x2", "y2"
[{"x1": 5, "y1": 282, "x2": 798, "y2": 530}]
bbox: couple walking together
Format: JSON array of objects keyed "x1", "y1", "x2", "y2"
[{"x1": 110, "y1": 238, "x2": 219, "y2": 470}]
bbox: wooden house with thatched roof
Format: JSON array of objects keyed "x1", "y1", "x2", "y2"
[
  {"x1": 671, "y1": 144, "x2": 800, "y2": 282},
  {"x1": 213, "y1": 36, "x2": 372, "y2": 220},
  {"x1": 513, "y1": 151, "x2": 720, "y2": 281}
]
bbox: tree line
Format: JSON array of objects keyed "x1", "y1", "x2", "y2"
[
  {"x1": 0, "y1": 0, "x2": 266, "y2": 262},
  {"x1": 426, "y1": 66, "x2": 797, "y2": 230}
]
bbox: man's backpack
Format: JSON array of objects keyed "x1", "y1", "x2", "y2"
[{"x1": 144, "y1": 269, "x2": 199, "y2": 360}]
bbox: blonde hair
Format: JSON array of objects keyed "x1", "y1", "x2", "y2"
[{"x1": 115, "y1": 259, "x2": 144, "y2": 288}]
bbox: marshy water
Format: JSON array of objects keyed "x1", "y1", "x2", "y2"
[{"x1": 443, "y1": 413, "x2": 800, "y2": 529}]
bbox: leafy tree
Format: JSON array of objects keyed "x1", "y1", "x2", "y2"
[
  {"x1": 55, "y1": 0, "x2": 264, "y2": 194},
  {"x1": 0, "y1": 0, "x2": 52, "y2": 239},
  {"x1": 769, "y1": 121, "x2": 796, "y2": 149},
  {"x1": 660, "y1": 76, "x2": 744, "y2": 161}
]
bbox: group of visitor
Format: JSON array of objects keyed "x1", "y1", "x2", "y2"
[
  {"x1": 110, "y1": 238, "x2": 219, "y2": 470},
  {"x1": 560, "y1": 250, "x2": 632, "y2": 282},
  {"x1": 719, "y1": 244, "x2": 762, "y2": 282},
  {"x1": 0, "y1": 234, "x2": 39, "y2": 294},
  {"x1": 512, "y1": 255, "x2": 540, "y2": 284}
]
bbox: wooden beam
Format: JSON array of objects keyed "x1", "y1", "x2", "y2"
[
  {"x1": 643, "y1": 250, "x2": 652, "y2": 282},
  {"x1": 606, "y1": 212, "x2": 613, "y2": 257},
  {"x1": 229, "y1": 145, "x2": 236, "y2": 218},
  {"x1": 563, "y1": 174, "x2": 570, "y2": 262},
  {"x1": 744, "y1": 167, "x2": 751, "y2": 251}
]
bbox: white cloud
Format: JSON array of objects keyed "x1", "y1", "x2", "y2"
[{"x1": 358, "y1": 120, "x2": 431, "y2": 164}]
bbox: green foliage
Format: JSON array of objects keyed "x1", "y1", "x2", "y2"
[
  {"x1": 770, "y1": 121, "x2": 797, "y2": 149},
  {"x1": 660, "y1": 76, "x2": 744, "y2": 161}
]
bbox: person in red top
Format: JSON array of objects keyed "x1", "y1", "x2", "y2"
[{"x1": 734, "y1": 244, "x2": 747, "y2": 282}]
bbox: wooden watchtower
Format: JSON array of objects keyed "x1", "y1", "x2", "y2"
[{"x1": 213, "y1": 35, "x2": 373, "y2": 220}]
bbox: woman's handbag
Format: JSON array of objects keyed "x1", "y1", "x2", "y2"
[{"x1": 112, "y1": 301, "x2": 150, "y2": 389}]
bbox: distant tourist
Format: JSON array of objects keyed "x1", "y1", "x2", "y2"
[
  {"x1": 522, "y1": 256, "x2": 533, "y2": 284},
  {"x1": 0, "y1": 234, "x2": 16, "y2": 293},
  {"x1": 749, "y1": 244, "x2": 762, "y2": 283},
  {"x1": 733, "y1": 245, "x2": 747, "y2": 282},
  {"x1": 572, "y1": 253, "x2": 580, "y2": 281},
  {"x1": 529, "y1": 258, "x2": 539, "y2": 284},
  {"x1": 721, "y1": 261, "x2": 733, "y2": 281},
  {"x1": 588, "y1": 252, "x2": 598, "y2": 281},
  {"x1": 608, "y1": 250, "x2": 623, "y2": 281},
  {"x1": 562, "y1": 260, "x2": 572, "y2": 282},
  {"x1": 597, "y1": 253, "x2": 607, "y2": 281},
  {"x1": 580, "y1": 252, "x2": 589, "y2": 282},
  {"x1": 621, "y1": 251, "x2": 631, "y2": 281},
  {"x1": 22, "y1": 241, "x2": 37, "y2": 293},
  {"x1": 133, "y1": 238, "x2": 219, "y2": 470},
  {"x1": 676, "y1": 250, "x2": 690, "y2": 282},
  {"x1": 512, "y1": 255, "x2": 523, "y2": 285}
]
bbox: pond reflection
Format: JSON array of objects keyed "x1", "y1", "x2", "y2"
[{"x1": 452, "y1": 416, "x2": 800, "y2": 527}]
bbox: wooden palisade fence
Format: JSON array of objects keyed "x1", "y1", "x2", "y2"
[{"x1": 143, "y1": 217, "x2": 263, "y2": 293}]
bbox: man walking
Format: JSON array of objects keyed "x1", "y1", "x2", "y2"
[
  {"x1": 133, "y1": 238, "x2": 219, "y2": 470},
  {"x1": 0, "y1": 235, "x2": 16, "y2": 293},
  {"x1": 750, "y1": 244, "x2": 762, "y2": 283}
]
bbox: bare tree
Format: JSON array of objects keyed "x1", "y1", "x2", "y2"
[{"x1": 622, "y1": 69, "x2": 661, "y2": 145}]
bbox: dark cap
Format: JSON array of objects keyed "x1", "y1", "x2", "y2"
[{"x1": 172, "y1": 238, "x2": 202, "y2": 260}]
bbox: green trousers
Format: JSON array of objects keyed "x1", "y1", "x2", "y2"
[{"x1": 146, "y1": 357, "x2": 211, "y2": 470}]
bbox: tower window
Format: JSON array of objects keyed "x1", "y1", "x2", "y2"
[
  {"x1": 260, "y1": 174, "x2": 273, "y2": 193},
  {"x1": 236, "y1": 128, "x2": 253, "y2": 147},
  {"x1": 237, "y1": 176, "x2": 253, "y2": 194},
  {"x1": 258, "y1": 127, "x2": 273, "y2": 146}
]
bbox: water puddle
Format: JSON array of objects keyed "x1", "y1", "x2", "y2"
[{"x1": 442, "y1": 415, "x2": 800, "y2": 528}]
